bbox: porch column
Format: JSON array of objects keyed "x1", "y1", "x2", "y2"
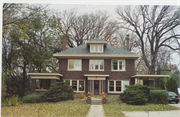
[
  {"x1": 148, "y1": 80, "x2": 154, "y2": 87},
  {"x1": 31, "y1": 79, "x2": 36, "y2": 94},
  {"x1": 50, "y1": 79, "x2": 56, "y2": 85}
]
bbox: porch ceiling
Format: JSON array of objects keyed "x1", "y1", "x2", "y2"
[
  {"x1": 27, "y1": 73, "x2": 63, "y2": 80},
  {"x1": 131, "y1": 75, "x2": 169, "y2": 80}
]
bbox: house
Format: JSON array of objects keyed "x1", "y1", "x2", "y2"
[{"x1": 27, "y1": 36, "x2": 169, "y2": 95}]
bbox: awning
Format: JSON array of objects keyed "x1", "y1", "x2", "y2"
[
  {"x1": 131, "y1": 75, "x2": 169, "y2": 81},
  {"x1": 27, "y1": 73, "x2": 63, "y2": 80},
  {"x1": 84, "y1": 74, "x2": 109, "y2": 80}
]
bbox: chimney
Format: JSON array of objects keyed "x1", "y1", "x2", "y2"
[
  {"x1": 63, "y1": 35, "x2": 66, "y2": 51},
  {"x1": 126, "y1": 34, "x2": 129, "y2": 51}
]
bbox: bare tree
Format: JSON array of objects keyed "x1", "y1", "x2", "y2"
[
  {"x1": 116, "y1": 5, "x2": 180, "y2": 74},
  {"x1": 59, "y1": 9, "x2": 118, "y2": 47}
]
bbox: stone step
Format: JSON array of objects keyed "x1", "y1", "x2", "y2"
[{"x1": 91, "y1": 99, "x2": 102, "y2": 105}]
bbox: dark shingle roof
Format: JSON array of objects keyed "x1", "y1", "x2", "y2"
[
  {"x1": 87, "y1": 38, "x2": 107, "y2": 43},
  {"x1": 54, "y1": 43, "x2": 137, "y2": 55}
]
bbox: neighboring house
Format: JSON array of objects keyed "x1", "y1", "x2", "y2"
[{"x1": 28, "y1": 36, "x2": 169, "y2": 95}]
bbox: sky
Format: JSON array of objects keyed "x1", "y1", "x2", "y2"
[{"x1": 1, "y1": 0, "x2": 180, "y2": 70}]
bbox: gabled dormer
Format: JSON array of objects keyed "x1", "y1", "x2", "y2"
[{"x1": 86, "y1": 38, "x2": 107, "y2": 53}]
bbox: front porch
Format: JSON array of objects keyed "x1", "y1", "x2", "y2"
[
  {"x1": 27, "y1": 73, "x2": 63, "y2": 94},
  {"x1": 131, "y1": 75, "x2": 169, "y2": 86}
]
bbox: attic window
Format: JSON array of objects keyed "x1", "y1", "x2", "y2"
[{"x1": 90, "y1": 44, "x2": 103, "y2": 53}]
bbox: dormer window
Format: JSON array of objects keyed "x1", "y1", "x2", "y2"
[{"x1": 90, "y1": 44, "x2": 103, "y2": 53}]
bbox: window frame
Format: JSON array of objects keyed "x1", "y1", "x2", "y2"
[
  {"x1": 90, "y1": 44, "x2": 104, "y2": 53},
  {"x1": 68, "y1": 59, "x2": 82, "y2": 71},
  {"x1": 64, "y1": 80, "x2": 85, "y2": 92},
  {"x1": 89, "y1": 59, "x2": 104, "y2": 71},
  {"x1": 108, "y1": 80, "x2": 122, "y2": 93},
  {"x1": 111, "y1": 60, "x2": 126, "y2": 71}
]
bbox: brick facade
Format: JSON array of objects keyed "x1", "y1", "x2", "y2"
[
  {"x1": 59, "y1": 58, "x2": 135, "y2": 94},
  {"x1": 59, "y1": 59, "x2": 135, "y2": 80}
]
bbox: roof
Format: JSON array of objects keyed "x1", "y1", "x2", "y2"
[
  {"x1": 131, "y1": 75, "x2": 169, "y2": 80},
  {"x1": 27, "y1": 73, "x2": 63, "y2": 80},
  {"x1": 86, "y1": 38, "x2": 107, "y2": 44},
  {"x1": 53, "y1": 38, "x2": 139, "y2": 59}
]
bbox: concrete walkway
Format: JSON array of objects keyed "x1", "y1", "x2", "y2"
[
  {"x1": 86, "y1": 105, "x2": 105, "y2": 117},
  {"x1": 122, "y1": 103, "x2": 180, "y2": 117}
]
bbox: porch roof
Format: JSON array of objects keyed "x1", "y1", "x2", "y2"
[
  {"x1": 131, "y1": 75, "x2": 169, "y2": 80},
  {"x1": 27, "y1": 73, "x2": 63, "y2": 80},
  {"x1": 84, "y1": 74, "x2": 109, "y2": 77}
]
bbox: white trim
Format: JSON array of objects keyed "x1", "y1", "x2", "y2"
[
  {"x1": 53, "y1": 54, "x2": 140, "y2": 59},
  {"x1": 87, "y1": 76, "x2": 106, "y2": 80},
  {"x1": 35, "y1": 89, "x2": 47, "y2": 91},
  {"x1": 68, "y1": 59, "x2": 82, "y2": 71},
  {"x1": 27, "y1": 73, "x2": 63, "y2": 76},
  {"x1": 84, "y1": 74, "x2": 109, "y2": 77},
  {"x1": 111, "y1": 59, "x2": 126, "y2": 71}
]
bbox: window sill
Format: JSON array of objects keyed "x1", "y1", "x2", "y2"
[
  {"x1": 36, "y1": 89, "x2": 47, "y2": 91},
  {"x1": 68, "y1": 70, "x2": 82, "y2": 71},
  {"x1": 108, "y1": 91, "x2": 123, "y2": 93},
  {"x1": 73, "y1": 91, "x2": 85, "y2": 93},
  {"x1": 111, "y1": 70, "x2": 126, "y2": 72}
]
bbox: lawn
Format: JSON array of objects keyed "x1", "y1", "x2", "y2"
[
  {"x1": 103, "y1": 97, "x2": 179, "y2": 117},
  {"x1": 1, "y1": 99, "x2": 90, "y2": 117}
]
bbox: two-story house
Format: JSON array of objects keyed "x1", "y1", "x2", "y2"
[{"x1": 28, "y1": 36, "x2": 168, "y2": 95}]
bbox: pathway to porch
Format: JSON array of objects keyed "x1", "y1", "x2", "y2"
[{"x1": 86, "y1": 96, "x2": 105, "y2": 117}]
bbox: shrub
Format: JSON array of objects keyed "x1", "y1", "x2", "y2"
[
  {"x1": 40, "y1": 82, "x2": 74, "y2": 102},
  {"x1": 4, "y1": 96, "x2": 18, "y2": 106},
  {"x1": 119, "y1": 85, "x2": 150, "y2": 105},
  {"x1": 149, "y1": 90, "x2": 168, "y2": 104},
  {"x1": 75, "y1": 93, "x2": 86, "y2": 99},
  {"x1": 22, "y1": 93, "x2": 41, "y2": 103}
]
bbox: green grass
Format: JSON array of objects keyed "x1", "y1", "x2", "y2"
[
  {"x1": 1, "y1": 99, "x2": 90, "y2": 117},
  {"x1": 103, "y1": 97, "x2": 179, "y2": 117}
]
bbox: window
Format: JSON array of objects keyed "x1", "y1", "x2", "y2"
[
  {"x1": 90, "y1": 44, "x2": 103, "y2": 53},
  {"x1": 36, "y1": 79, "x2": 50, "y2": 89},
  {"x1": 72, "y1": 80, "x2": 77, "y2": 91},
  {"x1": 116, "y1": 81, "x2": 121, "y2": 91},
  {"x1": 79, "y1": 80, "x2": 84, "y2": 91},
  {"x1": 108, "y1": 80, "x2": 122, "y2": 92},
  {"x1": 112, "y1": 60, "x2": 125, "y2": 71},
  {"x1": 109, "y1": 81, "x2": 114, "y2": 91},
  {"x1": 68, "y1": 59, "x2": 82, "y2": 70},
  {"x1": 64, "y1": 80, "x2": 85, "y2": 92},
  {"x1": 89, "y1": 60, "x2": 104, "y2": 71}
]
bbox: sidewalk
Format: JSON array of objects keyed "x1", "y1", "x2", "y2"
[{"x1": 86, "y1": 105, "x2": 105, "y2": 117}]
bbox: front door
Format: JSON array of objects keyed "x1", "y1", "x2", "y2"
[{"x1": 94, "y1": 80, "x2": 99, "y2": 95}]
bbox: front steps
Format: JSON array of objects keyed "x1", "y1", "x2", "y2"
[{"x1": 91, "y1": 96, "x2": 102, "y2": 105}]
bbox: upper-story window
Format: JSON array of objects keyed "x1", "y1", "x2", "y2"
[
  {"x1": 68, "y1": 59, "x2": 82, "y2": 71},
  {"x1": 112, "y1": 60, "x2": 125, "y2": 71},
  {"x1": 89, "y1": 59, "x2": 104, "y2": 71},
  {"x1": 90, "y1": 44, "x2": 103, "y2": 53}
]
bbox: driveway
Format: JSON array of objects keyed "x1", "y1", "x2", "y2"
[{"x1": 122, "y1": 103, "x2": 180, "y2": 117}]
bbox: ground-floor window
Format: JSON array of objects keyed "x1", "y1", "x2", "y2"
[
  {"x1": 65, "y1": 80, "x2": 85, "y2": 92},
  {"x1": 108, "y1": 80, "x2": 122, "y2": 92},
  {"x1": 36, "y1": 79, "x2": 50, "y2": 89},
  {"x1": 108, "y1": 80, "x2": 129, "y2": 92}
]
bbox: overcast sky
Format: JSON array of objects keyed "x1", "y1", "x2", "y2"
[{"x1": 1, "y1": 0, "x2": 180, "y2": 69}]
